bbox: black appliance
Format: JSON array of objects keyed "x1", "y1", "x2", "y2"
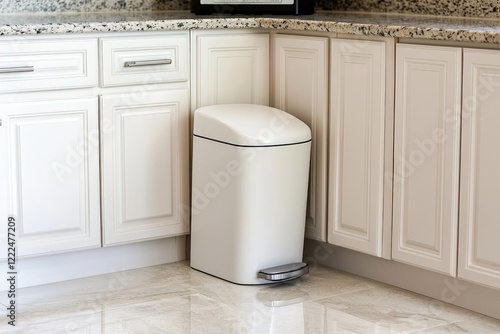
[{"x1": 191, "y1": 0, "x2": 315, "y2": 15}]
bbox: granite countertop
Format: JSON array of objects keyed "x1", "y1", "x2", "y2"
[{"x1": 1, "y1": 10, "x2": 500, "y2": 44}]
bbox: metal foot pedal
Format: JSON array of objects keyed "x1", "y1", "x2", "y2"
[{"x1": 257, "y1": 262, "x2": 309, "y2": 282}]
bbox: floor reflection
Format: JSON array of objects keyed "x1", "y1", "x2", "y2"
[{"x1": 1, "y1": 261, "x2": 500, "y2": 333}]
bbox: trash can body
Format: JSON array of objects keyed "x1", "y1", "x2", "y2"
[{"x1": 190, "y1": 104, "x2": 311, "y2": 284}]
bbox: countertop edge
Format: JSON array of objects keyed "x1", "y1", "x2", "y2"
[
  {"x1": 0, "y1": 18, "x2": 262, "y2": 36},
  {"x1": 1, "y1": 12, "x2": 500, "y2": 44},
  {"x1": 255, "y1": 17, "x2": 500, "y2": 44}
]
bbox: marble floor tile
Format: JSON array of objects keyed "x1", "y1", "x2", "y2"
[
  {"x1": 0, "y1": 311, "x2": 102, "y2": 334},
  {"x1": 312, "y1": 284, "x2": 488, "y2": 333},
  {"x1": 1, "y1": 260, "x2": 499, "y2": 333},
  {"x1": 103, "y1": 293, "x2": 242, "y2": 334},
  {"x1": 191, "y1": 264, "x2": 378, "y2": 311},
  {"x1": 410, "y1": 314, "x2": 500, "y2": 333},
  {"x1": 2, "y1": 263, "x2": 195, "y2": 325}
]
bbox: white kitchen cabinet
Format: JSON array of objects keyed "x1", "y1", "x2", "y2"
[
  {"x1": 328, "y1": 37, "x2": 393, "y2": 258},
  {"x1": 99, "y1": 34, "x2": 189, "y2": 87},
  {"x1": 272, "y1": 34, "x2": 328, "y2": 242},
  {"x1": 99, "y1": 33, "x2": 190, "y2": 246},
  {"x1": 100, "y1": 88, "x2": 190, "y2": 245},
  {"x1": 392, "y1": 44, "x2": 462, "y2": 276},
  {"x1": 0, "y1": 98, "x2": 101, "y2": 258},
  {"x1": 0, "y1": 32, "x2": 189, "y2": 272},
  {"x1": 0, "y1": 38, "x2": 98, "y2": 93},
  {"x1": 0, "y1": 36, "x2": 100, "y2": 259},
  {"x1": 191, "y1": 30, "x2": 269, "y2": 110},
  {"x1": 458, "y1": 48, "x2": 500, "y2": 289}
]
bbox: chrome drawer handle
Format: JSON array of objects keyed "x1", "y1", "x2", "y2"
[
  {"x1": 0, "y1": 66, "x2": 35, "y2": 74},
  {"x1": 123, "y1": 59, "x2": 172, "y2": 67}
]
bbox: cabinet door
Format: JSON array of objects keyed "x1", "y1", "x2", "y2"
[
  {"x1": 328, "y1": 39, "x2": 387, "y2": 257},
  {"x1": 392, "y1": 44, "x2": 461, "y2": 276},
  {"x1": 100, "y1": 89, "x2": 190, "y2": 245},
  {"x1": 0, "y1": 98, "x2": 100, "y2": 258},
  {"x1": 459, "y1": 49, "x2": 500, "y2": 289},
  {"x1": 273, "y1": 34, "x2": 328, "y2": 242},
  {"x1": 192, "y1": 31, "x2": 269, "y2": 109}
]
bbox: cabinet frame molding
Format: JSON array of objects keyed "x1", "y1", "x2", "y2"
[
  {"x1": 272, "y1": 33, "x2": 329, "y2": 242},
  {"x1": 458, "y1": 48, "x2": 500, "y2": 289},
  {"x1": 190, "y1": 29, "x2": 270, "y2": 111},
  {"x1": 392, "y1": 44, "x2": 462, "y2": 276},
  {"x1": 328, "y1": 37, "x2": 390, "y2": 257}
]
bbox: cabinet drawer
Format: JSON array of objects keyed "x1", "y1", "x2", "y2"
[
  {"x1": 99, "y1": 34, "x2": 189, "y2": 87},
  {"x1": 0, "y1": 38, "x2": 98, "y2": 93}
]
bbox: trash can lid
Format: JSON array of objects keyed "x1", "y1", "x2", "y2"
[{"x1": 193, "y1": 104, "x2": 311, "y2": 147}]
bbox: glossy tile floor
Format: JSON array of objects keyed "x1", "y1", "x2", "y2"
[{"x1": 1, "y1": 260, "x2": 500, "y2": 333}]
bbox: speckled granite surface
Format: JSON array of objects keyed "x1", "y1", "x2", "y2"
[
  {"x1": 258, "y1": 12, "x2": 500, "y2": 44},
  {"x1": 316, "y1": 0, "x2": 500, "y2": 18},
  {"x1": 321, "y1": 0, "x2": 500, "y2": 18},
  {"x1": 3, "y1": 0, "x2": 500, "y2": 18},
  {"x1": 1, "y1": 10, "x2": 500, "y2": 44},
  {"x1": 0, "y1": 11, "x2": 259, "y2": 35},
  {"x1": 0, "y1": 0, "x2": 190, "y2": 14}
]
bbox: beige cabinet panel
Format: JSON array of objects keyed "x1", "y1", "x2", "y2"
[
  {"x1": 392, "y1": 44, "x2": 461, "y2": 276},
  {"x1": 192, "y1": 30, "x2": 269, "y2": 109},
  {"x1": 273, "y1": 34, "x2": 329, "y2": 242},
  {"x1": 328, "y1": 38, "x2": 387, "y2": 257},
  {"x1": 459, "y1": 48, "x2": 500, "y2": 289}
]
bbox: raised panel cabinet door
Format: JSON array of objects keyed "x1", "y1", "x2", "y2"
[
  {"x1": 328, "y1": 39, "x2": 386, "y2": 257},
  {"x1": 0, "y1": 98, "x2": 101, "y2": 258},
  {"x1": 459, "y1": 49, "x2": 500, "y2": 289},
  {"x1": 273, "y1": 34, "x2": 328, "y2": 242},
  {"x1": 192, "y1": 31, "x2": 269, "y2": 109},
  {"x1": 100, "y1": 89, "x2": 190, "y2": 245},
  {"x1": 392, "y1": 44, "x2": 461, "y2": 276}
]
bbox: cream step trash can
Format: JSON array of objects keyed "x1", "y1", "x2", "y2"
[{"x1": 190, "y1": 104, "x2": 311, "y2": 285}]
